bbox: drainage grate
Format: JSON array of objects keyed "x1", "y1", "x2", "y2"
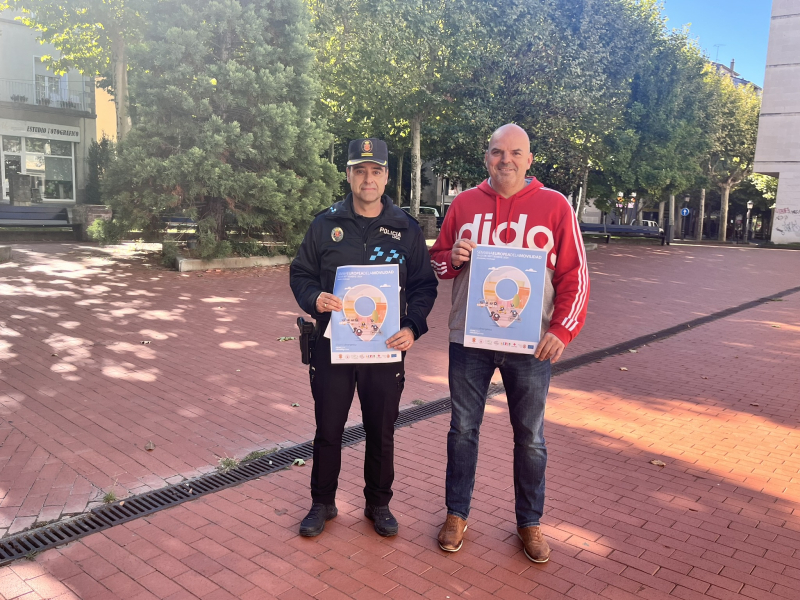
[
  {"x1": 2, "y1": 285, "x2": 797, "y2": 565},
  {"x1": 0, "y1": 400, "x2": 450, "y2": 566}
]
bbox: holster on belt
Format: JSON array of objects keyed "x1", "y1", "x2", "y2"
[{"x1": 297, "y1": 317, "x2": 316, "y2": 365}]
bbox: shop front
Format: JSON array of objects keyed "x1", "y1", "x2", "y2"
[{"x1": 0, "y1": 118, "x2": 79, "y2": 204}]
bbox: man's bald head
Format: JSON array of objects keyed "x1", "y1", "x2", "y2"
[
  {"x1": 487, "y1": 123, "x2": 531, "y2": 150},
  {"x1": 485, "y1": 123, "x2": 533, "y2": 198}
]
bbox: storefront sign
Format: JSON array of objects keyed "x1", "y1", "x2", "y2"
[{"x1": 0, "y1": 118, "x2": 81, "y2": 143}]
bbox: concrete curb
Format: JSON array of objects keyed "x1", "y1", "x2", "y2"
[
  {"x1": 0, "y1": 246, "x2": 11, "y2": 263},
  {"x1": 175, "y1": 254, "x2": 291, "y2": 272}
]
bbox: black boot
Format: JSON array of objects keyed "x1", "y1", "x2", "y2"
[
  {"x1": 299, "y1": 503, "x2": 338, "y2": 537},
  {"x1": 364, "y1": 504, "x2": 398, "y2": 537}
]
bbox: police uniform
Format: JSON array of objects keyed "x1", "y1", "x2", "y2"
[{"x1": 290, "y1": 140, "x2": 437, "y2": 530}]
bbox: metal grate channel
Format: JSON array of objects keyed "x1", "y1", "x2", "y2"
[{"x1": 2, "y1": 286, "x2": 798, "y2": 565}]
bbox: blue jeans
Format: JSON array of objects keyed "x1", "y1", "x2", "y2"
[{"x1": 446, "y1": 342, "x2": 550, "y2": 528}]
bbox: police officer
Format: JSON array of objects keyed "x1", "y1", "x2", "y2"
[{"x1": 290, "y1": 138, "x2": 438, "y2": 537}]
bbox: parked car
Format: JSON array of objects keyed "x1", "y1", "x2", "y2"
[
  {"x1": 401, "y1": 205, "x2": 443, "y2": 228},
  {"x1": 633, "y1": 219, "x2": 664, "y2": 235}
]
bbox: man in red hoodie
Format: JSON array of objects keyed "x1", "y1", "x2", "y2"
[{"x1": 429, "y1": 124, "x2": 589, "y2": 562}]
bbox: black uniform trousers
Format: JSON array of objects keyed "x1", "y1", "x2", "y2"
[{"x1": 309, "y1": 335, "x2": 405, "y2": 507}]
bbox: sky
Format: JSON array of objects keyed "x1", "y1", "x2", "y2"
[{"x1": 660, "y1": 0, "x2": 773, "y2": 87}]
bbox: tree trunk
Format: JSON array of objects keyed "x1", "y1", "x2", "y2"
[
  {"x1": 329, "y1": 141, "x2": 334, "y2": 164},
  {"x1": 718, "y1": 184, "x2": 731, "y2": 242},
  {"x1": 410, "y1": 114, "x2": 422, "y2": 218},
  {"x1": 668, "y1": 194, "x2": 675, "y2": 243},
  {"x1": 111, "y1": 35, "x2": 130, "y2": 141},
  {"x1": 202, "y1": 196, "x2": 227, "y2": 241},
  {"x1": 696, "y1": 188, "x2": 705, "y2": 242},
  {"x1": 658, "y1": 201, "x2": 665, "y2": 229},
  {"x1": 396, "y1": 151, "x2": 403, "y2": 206},
  {"x1": 575, "y1": 164, "x2": 589, "y2": 222}
]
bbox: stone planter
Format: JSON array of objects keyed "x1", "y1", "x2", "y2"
[
  {"x1": 72, "y1": 205, "x2": 113, "y2": 241},
  {"x1": 175, "y1": 254, "x2": 291, "y2": 272}
]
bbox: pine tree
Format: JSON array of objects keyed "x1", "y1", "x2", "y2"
[{"x1": 104, "y1": 0, "x2": 341, "y2": 254}]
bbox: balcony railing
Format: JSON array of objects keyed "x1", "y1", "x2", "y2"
[{"x1": 0, "y1": 79, "x2": 92, "y2": 113}]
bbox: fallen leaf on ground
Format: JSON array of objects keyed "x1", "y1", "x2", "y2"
[
  {"x1": 619, "y1": 367, "x2": 628, "y2": 371},
  {"x1": 291, "y1": 403, "x2": 299, "y2": 407},
  {"x1": 772, "y1": 325, "x2": 781, "y2": 328},
  {"x1": 701, "y1": 376, "x2": 708, "y2": 379},
  {"x1": 649, "y1": 459, "x2": 666, "y2": 467},
  {"x1": 51, "y1": 353, "x2": 58, "y2": 357},
  {"x1": 750, "y1": 403, "x2": 760, "y2": 407},
  {"x1": 628, "y1": 349, "x2": 638, "y2": 353},
  {"x1": 140, "y1": 340, "x2": 151, "y2": 344},
  {"x1": 277, "y1": 336, "x2": 296, "y2": 342},
  {"x1": 144, "y1": 441, "x2": 156, "y2": 451},
  {"x1": 293, "y1": 459, "x2": 306, "y2": 466},
  {"x1": 275, "y1": 508, "x2": 287, "y2": 516}
]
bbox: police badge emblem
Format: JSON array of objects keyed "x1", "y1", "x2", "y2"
[{"x1": 331, "y1": 227, "x2": 344, "y2": 242}]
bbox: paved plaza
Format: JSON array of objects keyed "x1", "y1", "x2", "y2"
[{"x1": 1, "y1": 242, "x2": 799, "y2": 599}]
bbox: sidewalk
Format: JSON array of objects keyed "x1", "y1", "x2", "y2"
[
  {"x1": 1, "y1": 253, "x2": 798, "y2": 599},
  {"x1": 2, "y1": 242, "x2": 800, "y2": 534}
]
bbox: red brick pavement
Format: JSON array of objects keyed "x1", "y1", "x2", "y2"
[
  {"x1": 1, "y1": 242, "x2": 799, "y2": 538},
  {"x1": 0, "y1": 264, "x2": 798, "y2": 599}
]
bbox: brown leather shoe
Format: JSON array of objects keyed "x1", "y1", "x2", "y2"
[
  {"x1": 438, "y1": 514, "x2": 468, "y2": 552},
  {"x1": 517, "y1": 526, "x2": 550, "y2": 563}
]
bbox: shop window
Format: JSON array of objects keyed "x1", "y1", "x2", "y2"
[
  {"x1": 26, "y1": 138, "x2": 47, "y2": 154},
  {"x1": 49, "y1": 141, "x2": 71, "y2": 156},
  {"x1": 45, "y1": 156, "x2": 73, "y2": 199},
  {"x1": 1, "y1": 136, "x2": 74, "y2": 201},
  {"x1": 3, "y1": 136, "x2": 21, "y2": 154}
]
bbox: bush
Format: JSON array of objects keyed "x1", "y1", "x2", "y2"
[
  {"x1": 228, "y1": 239, "x2": 279, "y2": 258},
  {"x1": 161, "y1": 241, "x2": 179, "y2": 267},
  {"x1": 197, "y1": 218, "x2": 232, "y2": 260},
  {"x1": 86, "y1": 219, "x2": 126, "y2": 245}
]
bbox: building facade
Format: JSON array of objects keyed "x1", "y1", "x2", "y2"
[
  {"x1": 0, "y1": 11, "x2": 97, "y2": 206},
  {"x1": 754, "y1": 0, "x2": 800, "y2": 244}
]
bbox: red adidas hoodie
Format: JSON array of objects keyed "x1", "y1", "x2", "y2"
[{"x1": 429, "y1": 177, "x2": 589, "y2": 346}]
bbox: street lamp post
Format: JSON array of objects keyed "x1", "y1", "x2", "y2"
[
  {"x1": 745, "y1": 200, "x2": 754, "y2": 243},
  {"x1": 682, "y1": 195, "x2": 690, "y2": 240}
]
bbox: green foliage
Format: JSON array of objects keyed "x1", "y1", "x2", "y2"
[
  {"x1": 85, "y1": 137, "x2": 114, "y2": 205},
  {"x1": 217, "y1": 456, "x2": 240, "y2": 473},
  {"x1": 228, "y1": 240, "x2": 279, "y2": 258},
  {"x1": 706, "y1": 75, "x2": 761, "y2": 189},
  {"x1": 242, "y1": 447, "x2": 278, "y2": 462},
  {"x1": 87, "y1": 218, "x2": 126, "y2": 245},
  {"x1": 161, "y1": 240, "x2": 178, "y2": 267},
  {"x1": 749, "y1": 174, "x2": 778, "y2": 204},
  {"x1": 102, "y1": 0, "x2": 342, "y2": 249},
  {"x1": 7, "y1": 0, "x2": 147, "y2": 75},
  {"x1": 197, "y1": 219, "x2": 232, "y2": 260}
]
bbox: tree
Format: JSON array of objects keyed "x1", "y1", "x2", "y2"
[
  {"x1": 588, "y1": 27, "x2": 717, "y2": 233},
  {"x1": 103, "y1": 0, "x2": 341, "y2": 254},
  {"x1": 309, "y1": 0, "x2": 483, "y2": 216},
  {"x1": 6, "y1": 0, "x2": 151, "y2": 140},
  {"x1": 705, "y1": 74, "x2": 761, "y2": 242}
]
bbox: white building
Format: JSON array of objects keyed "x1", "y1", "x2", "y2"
[
  {"x1": 754, "y1": 1, "x2": 800, "y2": 244},
  {"x1": 0, "y1": 11, "x2": 96, "y2": 205}
]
